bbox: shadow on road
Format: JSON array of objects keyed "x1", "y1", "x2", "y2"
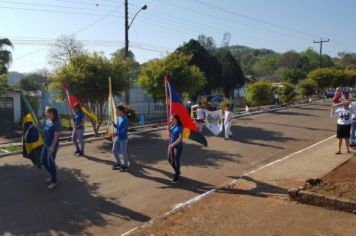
[
  {"x1": 95, "y1": 131, "x2": 240, "y2": 168},
  {"x1": 230, "y1": 126, "x2": 297, "y2": 149},
  {"x1": 219, "y1": 176, "x2": 287, "y2": 198},
  {"x1": 0, "y1": 165, "x2": 150, "y2": 236}
]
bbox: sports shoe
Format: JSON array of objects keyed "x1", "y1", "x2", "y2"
[
  {"x1": 120, "y1": 166, "x2": 129, "y2": 172},
  {"x1": 172, "y1": 175, "x2": 180, "y2": 183},
  {"x1": 48, "y1": 182, "x2": 58, "y2": 190},
  {"x1": 74, "y1": 150, "x2": 80, "y2": 155},
  {"x1": 112, "y1": 164, "x2": 121, "y2": 170},
  {"x1": 45, "y1": 178, "x2": 52, "y2": 183}
]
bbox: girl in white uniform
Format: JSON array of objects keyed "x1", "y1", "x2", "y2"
[{"x1": 224, "y1": 105, "x2": 233, "y2": 140}]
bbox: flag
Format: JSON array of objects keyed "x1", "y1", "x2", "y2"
[
  {"x1": 21, "y1": 94, "x2": 44, "y2": 168},
  {"x1": 62, "y1": 82, "x2": 98, "y2": 122},
  {"x1": 205, "y1": 109, "x2": 223, "y2": 136},
  {"x1": 164, "y1": 77, "x2": 207, "y2": 147},
  {"x1": 106, "y1": 77, "x2": 116, "y2": 139}
]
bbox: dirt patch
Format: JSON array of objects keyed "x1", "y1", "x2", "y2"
[{"x1": 309, "y1": 158, "x2": 356, "y2": 201}]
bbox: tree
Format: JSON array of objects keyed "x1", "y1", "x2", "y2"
[
  {"x1": 48, "y1": 35, "x2": 84, "y2": 67},
  {"x1": 307, "y1": 68, "x2": 336, "y2": 88},
  {"x1": 197, "y1": 34, "x2": 216, "y2": 52},
  {"x1": 298, "y1": 79, "x2": 316, "y2": 98},
  {"x1": 277, "y1": 51, "x2": 309, "y2": 72},
  {"x1": 252, "y1": 55, "x2": 280, "y2": 76},
  {"x1": 278, "y1": 82, "x2": 297, "y2": 104},
  {"x1": 215, "y1": 49, "x2": 244, "y2": 98},
  {"x1": 0, "y1": 38, "x2": 13, "y2": 74},
  {"x1": 137, "y1": 52, "x2": 205, "y2": 99},
  {"x1": 176, "y1": 39, "x2": 222, "y2": 94},
  {"x1": 19, "y1": 73, "x2": 46, "y2": 92},
  {"x1": 0, "y1": 72, "x2": 7, "y2": 95},
  {"x1": 51, "y1": 52, "x2": 130, "y2": 134},
  {"x1": 337, "y1": 52, "x2": 356, "y2": 67},
  {"x1": 282, "y1": 68, "x2": 307, "y2": 84},
  {"x1": 245, "y1": 80, "x2": 274, "y2": 106}
]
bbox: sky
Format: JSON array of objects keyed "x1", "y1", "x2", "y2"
[{"x1": 1, "y1": 0, "x2": 356, "y2": 73}]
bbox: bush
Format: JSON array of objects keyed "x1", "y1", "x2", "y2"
[
  {"x1": 219, "y1": 98, "x2": 232, "y2": 110},
  {"x1": 245, "y1": 80, "x2": 274, "y2": 106},
  {"x1": 282, "y1": 68, "x2": 306, "y2": 84},
  {"x1": 298, "y1": 79, "x2": 316, "y2": 98},
  {"x1": 278, "y1": 82, "x2": 297, "y2": 104}
]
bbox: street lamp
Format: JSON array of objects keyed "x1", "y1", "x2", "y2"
[{"x1": 124, "y1": 1, "x2": 147, "y2": 104}]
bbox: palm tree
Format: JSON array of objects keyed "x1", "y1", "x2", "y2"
[{"x1": 0, "y1": 38, "x2": 13, "y2": 74}]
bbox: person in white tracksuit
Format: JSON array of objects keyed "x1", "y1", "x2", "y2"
[{"x1": 224, "y1": 104, "x2": 233, "y2": 140}]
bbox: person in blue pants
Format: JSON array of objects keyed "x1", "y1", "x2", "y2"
[
  {"x1": 112, "y1": 105, "x2": 129, "y2": 172},
  {"x1": 72, "y1": 103, "x2": 85, "y2": 156},
  {"x1": 169, "y1": 114, "x2": 183, "y2": 183},
  {"x1": 42, "y1": 107, "x2": 61, "y2": 190}
]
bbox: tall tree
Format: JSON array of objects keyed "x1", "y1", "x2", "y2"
[
  {"x1": 252, "y1": 55, "x2": 280, "y2": 76},
  {"x1": 215, "y1": 49, "x2": 244, "y2": 98},
  {"x1": 176, "y1": 39, "x2": 222, "y2": 94},
  {"x1": 48, "y1": 35, "x2": 84, "y2": 67},
  {"x1": 137, "y1": 52, "x2": 205, "y2": 99},
  {"x1": 0, "y1": 38, "x2": 13, "y2": 74},
  {"x1": 197, "y1": 34, "x2": 217, "y2": 52},
  {"x1": 51, "y1": 52, "x2": 130, "y2": 134}
]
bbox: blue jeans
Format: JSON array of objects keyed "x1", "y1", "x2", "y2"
[
  {"x1": 350, "y1": 122, "x2": 356, "y2": 144},
  {"x1": 112, "y1": 137, "x2": 128, "y2": 168},
  {"x1": 72, "y1": 128, "x2": 84, "y2": 153},
  {"x1": 168, "y1": 145, "x2": 183, "y2": 177},
  {"x1": 41, "y1": 146, "x2": 58, "y2": 183}
]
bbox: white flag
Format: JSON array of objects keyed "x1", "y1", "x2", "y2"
[{"x1": 205, "y1": 110, "x2": 223, "y2": 136}]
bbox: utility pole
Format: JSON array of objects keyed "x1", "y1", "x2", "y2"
[
  {"x1": 124, "y1": 0, "x2": 129, "y2": 104},
  {"x1": 313, "y1": 38, "x2": 330, "y2": 67}
]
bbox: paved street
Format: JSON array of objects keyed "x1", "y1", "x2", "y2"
[{"x1": 0, "y1": 103, "x2": 337, "y2": 235}]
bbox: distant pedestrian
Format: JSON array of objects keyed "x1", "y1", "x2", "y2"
[
  {"x1": 72, "y1": 103, "x2": 85, "y2": 156},
  {"x1": 112, "y1": 105, "x2": 129, "y2": 171},
  {"x1": 196, "y1": 102, "x2": 206, "y2": 133},
  {"x1": 331, "y1": 100, "x2": 354, "y2": 154},
  {"x1": 350, "y1": 102, "x2": 356, "y2": 147},
  {"x1": 42, "y1": 107, "x2": 61, "y2": 189},
  {"x1": 333, "y1": 87, "x2": 341, "y2": 104},
  {"x1": 224, "y1": 104, "x2": 233, "y2": 140},
  {"x1": 168, "y1": 114, "x2": 183, "y2": 183}
]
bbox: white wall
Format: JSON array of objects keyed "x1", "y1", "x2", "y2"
[{"x1": 0, "y1": 91, "x2": 21, "y2": 123}]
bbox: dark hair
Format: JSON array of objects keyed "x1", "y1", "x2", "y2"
[
  {"x1": 172, "y1": 114, "x2": 183, "y2": 126},
  {"x1": 47, "y1": 108, "x2": 59, "y2": 122},
  {"x1": 74, "y1": 103, "x2": 82, "y2": 113},
  {"x1": 116, "y1": 105, "x2": 126, "y2": 113}
]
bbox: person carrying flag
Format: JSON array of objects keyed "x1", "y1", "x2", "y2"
[
  {"x1": 169, "y1": 114, "x2": 184, "y2": 183},
  {"x1": 72, "y1": 103, "x2": 85, "y2": 156},
  {"x1": 42, "y1": 107, "x2": 61, "y2": 189},
  {"x1": 112, "y1": 105, "x2": 129, "y2": 172}
]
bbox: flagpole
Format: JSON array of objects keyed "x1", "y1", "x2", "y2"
[
  {"x1": 61, "y1": 82, "x2": 80, "y2": 140},
  {"x1": 164, "y1": 76, "x2": 173, "y2": 163}
]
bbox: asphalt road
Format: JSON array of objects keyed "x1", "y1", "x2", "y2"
[{"x1": 0, "y1": 103, "x2": 336, "y2": 235}]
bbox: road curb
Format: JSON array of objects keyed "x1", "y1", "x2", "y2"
[{"x1": 289, "y1": 189, "x2": 356, "y2": 214}]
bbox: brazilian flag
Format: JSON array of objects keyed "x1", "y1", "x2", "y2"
[{"x1": 21, "y1": 94, "x2": 44, "y2": 168}]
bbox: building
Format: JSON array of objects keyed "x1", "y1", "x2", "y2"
[{"x1": 0, "y1": 89, "x2": 21, "y2": 123}]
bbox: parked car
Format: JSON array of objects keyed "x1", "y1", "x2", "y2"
[
  {"x1": 326, "y1": 89, "x2": 335, "y2": 99},
  {"x1": 206, "y1": 95, "x2": 224, "y2": 110}
]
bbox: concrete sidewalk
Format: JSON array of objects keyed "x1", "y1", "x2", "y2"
[{"x1": 131, "y1": 136, "x2": 356, "y2": 236}]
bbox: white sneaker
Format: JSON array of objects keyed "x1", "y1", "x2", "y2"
[
  {"x1": 46, "y1": 178, "x2": 52, "y2": 183},
  {"x1": 48, "y1": 182, "x2": 58, "y2": 190}
]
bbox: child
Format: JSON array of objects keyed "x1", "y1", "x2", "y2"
[
  {"x1": 72, "y1": 103, "x2": 85, "y2": 156},
  {"x1": 169, "y1": 114, "x2": 183, "y2": 183},
  {"x1": 112, "y1": 105, "x2": 129, "y2": 171},
  {"x1": 42, "y1": 107, "x2": 61, "y2": 189},
  {"x1": 196, "y1": 102, "x2": 206, "y2": 133},
  {"x1": 224, "y1": 104, "x2": 233, "y2": 140}
]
